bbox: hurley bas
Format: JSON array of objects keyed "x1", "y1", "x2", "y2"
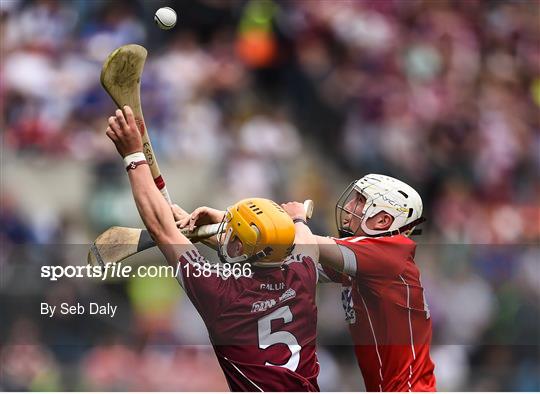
[{"x1": 41, "y1": 302, "x2": 117, "y2": 318}]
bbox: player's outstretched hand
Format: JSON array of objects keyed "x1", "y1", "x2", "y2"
[
  {"x1": 178, "y1": 206, "x2": 226, "y2": 231},
  {"x1": 106, "y1": 105, "x2": 143, "y2": 158},
  {"x1": 281, "y1": 201, "x2": 307, "y2": 221}
]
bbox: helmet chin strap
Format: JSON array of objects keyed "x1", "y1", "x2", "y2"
[
  {"x1": 245, "y1": 246, "x2": 273, "y2": 265},
  {"x1": 338, "y1": 228, "x2": 355, "y2": 238}
]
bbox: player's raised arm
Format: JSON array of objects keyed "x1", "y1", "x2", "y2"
[
  {"x1": 106, "y1": 105, "x2": 191, "y2": 265},
  {"x1": 313, "y1": 235, "x2": 344, "y2": 273}
]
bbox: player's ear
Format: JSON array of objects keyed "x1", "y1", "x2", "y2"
[{"x1": 373, "y1": 212, "x2": 394, "y2": 230}]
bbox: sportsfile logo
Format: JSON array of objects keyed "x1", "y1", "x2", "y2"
[{"x1": 40, "y1": 262, "x2": 179, "y2": 281}]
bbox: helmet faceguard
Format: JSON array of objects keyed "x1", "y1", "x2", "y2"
[
  {"x1": 336, "y1": 174, "x2": 426, "y2": 238},
  {"x1": 217, "y1": 198, "x2": 295, "y2": 267},
  {"x1": 335, "y1": 181, "x2": 365, "y2": 237}
]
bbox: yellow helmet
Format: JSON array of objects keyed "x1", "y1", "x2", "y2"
[{"x1": 217, "y1": 198, "x2": 295, "y2": 267}]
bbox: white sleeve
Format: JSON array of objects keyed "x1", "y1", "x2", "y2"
[{"x1": 337, "y1": 244, "x2": 357, "y2": 276}]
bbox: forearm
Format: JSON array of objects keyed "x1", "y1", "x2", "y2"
[
  {"x1": 314, "y1": 235, "x2": 344, "y2": 273},
  {"x1": 292, "y1": 222, "x2": 319, "y2": 261},
  {"x1": 127, "y1": 165, "x2": 180, "y2": 244},
  {"x1": 106, "y1": 106, "x2": 191, "y2": 264}
]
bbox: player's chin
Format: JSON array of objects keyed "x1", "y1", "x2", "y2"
[{"x1": 341, "y1": 224, "x2": 354, "y2": 235}]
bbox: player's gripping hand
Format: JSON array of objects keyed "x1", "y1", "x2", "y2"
[
  {"x1": 281, "y1": 201, "x2": 307, "y2": 221},
  {"x1": 106, "y1": 105, "x2": 143, "y2": 157},
  {"x1": 178, "y1": 206, "x2": 226, "y2": 232},
  {"x1": 171, "y1": 204, "x2": 190, "y2": 228}
]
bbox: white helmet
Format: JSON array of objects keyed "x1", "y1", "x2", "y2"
[{"x1": 336, "y1": 174, "x2": 425, "y2": 237}]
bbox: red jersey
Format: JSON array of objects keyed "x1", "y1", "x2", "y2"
[
  {"x1": 322, "y1": 235, "x2": 436, "y2": 392},
  {"x1": 176, "y1": 247, "x2": 320, "y2": 392}
]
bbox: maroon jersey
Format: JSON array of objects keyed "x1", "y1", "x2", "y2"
[
  {"x1": 177, "y1": 247, "x2": 320, "y2": 392},
  {"x1": 321, "y1": 235, "x2": 436, "y2": 392}
]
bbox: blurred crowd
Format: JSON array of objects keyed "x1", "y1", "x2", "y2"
[{"x1": 1, "y1": 0, "x2": 539, "y2": 391}]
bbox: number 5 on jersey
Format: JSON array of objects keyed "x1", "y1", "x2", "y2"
[{"x1": 258, "y1": 306, "x2": 301, "y2": 372}]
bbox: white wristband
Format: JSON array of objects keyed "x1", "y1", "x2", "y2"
[{"x1": 123, "y1": 152, "x2": 146, "y2": 168}]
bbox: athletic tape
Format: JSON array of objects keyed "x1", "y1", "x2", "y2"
[
  {"x1": 154, "y1": 175, "x2": 165, "y2": 190},
  {"x1": 123, "y1": 152, "x2": 146, "y2": 168}
]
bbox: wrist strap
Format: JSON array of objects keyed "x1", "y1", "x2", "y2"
[
  {"x1": 126, "y1": 160, "x2": 148, "y2": 171},
  {"x1": 123, "y1": 152, "x2": 146, "y2": 168},
  {"x1": 293, "y1": 218, "x2": 308, "y2": 225}
]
